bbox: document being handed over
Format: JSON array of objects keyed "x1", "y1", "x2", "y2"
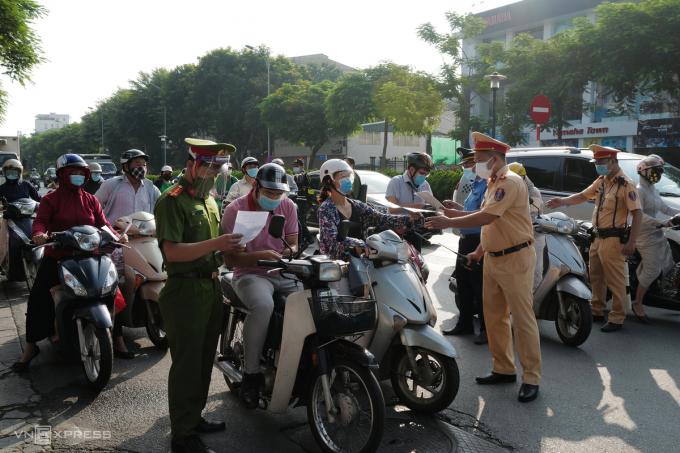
[{"x1": 233, "y1": 210, "x2": 269, "y2": 245}]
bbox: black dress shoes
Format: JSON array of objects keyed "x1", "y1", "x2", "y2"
[
  {"x1": 195, "y1": 418, "x2": 226, "y2": 434},
  {"x1": 240, "y1": 373, "x2": 263, "y2": 409},
  {"x1": 518, "y1": 384, "x2": 539, "y2": 402},
  {"x1": 171, "y1": 435, "x2": 215, "y2": 453},
  {"x1": 475, "y1": 372, "x2": 516, "y2": 385},
  {"x1": 442, "y1": 323, "x2": 473, "y2": 336},
  {"x1": 601, "y1": 322, "x2": 622, "y2": 332}
]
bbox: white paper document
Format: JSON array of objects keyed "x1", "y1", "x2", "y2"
[
  {"x1": 233, "y1": 210, "x2": 269, "y2": 245},
  {"x1": 374, "y1": 198, "x2": 435, "y2": 214},
  {"x1": 416, "y1": 191, "x2": 444, "y2": 210}
]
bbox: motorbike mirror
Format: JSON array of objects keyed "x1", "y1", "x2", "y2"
[
  {"x1": 338, "y1": 220, "x2": 362, "y2": 241},
  {"x1": 268, "y1": 215, "x2": 285, "y2": 239}
]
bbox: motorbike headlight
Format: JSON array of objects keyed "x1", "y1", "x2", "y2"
[
  {"x1": 557, "y1": 219, "x2": 577, "y2": 235},
  {"x1": 19, "y1": 204, "x2": 35, "y2": 215},
  {"x1": 73, "y1": 231, "x2": 101, "y2": 251},
  {"x1": 62, "y1": 268, "x2": 87, "y2": 297},
  {"x1": 132, "y1": 219, "x2": 156, "y2": 236},
  {"x1": 102, "y1": 267, "x2": 118, "y2": 296},
  {"x1": 318, "y1": 261, "x2": 342, "y2": 282}
]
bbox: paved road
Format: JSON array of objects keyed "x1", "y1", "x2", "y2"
[{"x1": 1, "y1": 231, "x2": 679, "y2": 452}]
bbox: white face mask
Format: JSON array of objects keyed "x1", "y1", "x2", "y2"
[{"x1": 475, "y1": 159, "x2": 494, "y2": 179}]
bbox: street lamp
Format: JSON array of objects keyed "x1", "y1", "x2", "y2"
[
  {"x1": 149, "y1": 82, "x2": 168, "y2": 165},
  {"x1": 246, "y1": 45, "x2": 271, "y2": 160},
  {"x1": 484, "y1": 72, "x2": 506, "y2": 139}
]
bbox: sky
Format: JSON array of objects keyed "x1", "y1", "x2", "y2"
[{"x1": 0, "y1": 0, "x2": 517, "y2": 136}]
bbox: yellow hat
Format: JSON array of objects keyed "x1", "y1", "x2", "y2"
[
  {"x1": 471, "y1": 132, "x2": 510, "y2": 154},
  {"x1": 508, "y1": 161, "x2": 527, "y2": 177}
]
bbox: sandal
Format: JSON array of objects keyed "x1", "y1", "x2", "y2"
[
  {"x1": 12, "y1": 345, "x2": 41, "y2": 372},
  {"x1": 632, "y1": 305, "x2": 651, "y2": 324}
]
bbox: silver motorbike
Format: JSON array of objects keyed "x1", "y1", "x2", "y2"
[{"x1": 339, "y1": 221, "x2": 460, "y2": 414}]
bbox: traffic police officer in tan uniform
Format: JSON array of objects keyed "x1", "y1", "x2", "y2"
[
  {"x1": 547, "y1": 144, "x2": 641, "y2": 332},
  {"x1": 155, "y1": 138, "x2": 244, "y2": 453},
  {"x1": 426, "y1": 131, "x2": 542, "y2": 403}
]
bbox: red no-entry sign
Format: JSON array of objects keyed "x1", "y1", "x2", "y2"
[{"x1": 530, "y1": 95, "x2": 551, "y2": 140}]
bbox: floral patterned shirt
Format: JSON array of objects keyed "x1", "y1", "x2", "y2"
[{"x1": 318, "y1": 198, "x2": 415, "y2": 259}]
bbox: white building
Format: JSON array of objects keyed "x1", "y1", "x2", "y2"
[
  {"x1": 35, "y1": 113, "x2": 70, "y2": 134},
  {"x1": 463, "y1": 0, "x2": 680, "y2": 163}
]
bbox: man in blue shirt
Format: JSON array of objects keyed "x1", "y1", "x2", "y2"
[{"x1": 442, "y1": 148, "x2": 487, "y2": 344}]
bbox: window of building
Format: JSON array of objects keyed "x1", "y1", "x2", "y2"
[
  {"x1": 513, "y1": 25, "x2": 544, "y2": 40},
  {"x1": 356, "y1": 131, "x2": 382, "y2": 146},
  {"x1": 392, "y1": 133, "x2": 420, "y2": 147}
]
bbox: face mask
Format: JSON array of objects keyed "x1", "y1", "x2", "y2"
[
  {"x1": 69, "y1": 175, "x2": 86, "y2": 187},
  {"x1": 5, "y1": 170, "x2": 19, "y2": 181},
  {"x1": 246, "y1": 168, "x2": 258, "y2": 178},
  {"x1": 292, "y1": 167, "x2": 302, "y2": 175},
  {"x1": 258, "y1": 194, "x2": 282, "y2": 211},
  {"x1": 648, "y1": 168, "x2": 663, "y2": 184},
  {"x1": 337, "y1": 177, "x2": 353, "y2": 195},
  {"x1": 414, "y1": 174, "x2": 427, "y2": 187},
  {"x1": 91, "y1": 173, "x2": 102, "y2": 182},
  {"x1": 595, "y1": 164, "x2": 609, "y2": 176},
  {"x1": 463, "y1": 167, "x2": 474, "y2": 178},
  {"x1": 475, "y1": 159, "x2": 494, "y2": 179},
  {"x1": 130, "y1": 166, "x2": 146, "y2": 180}
]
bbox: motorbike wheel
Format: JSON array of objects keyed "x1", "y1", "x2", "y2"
[
  {"x1": 219, "y1": 311, "x2": 246, "y2": 392},
  {"x1": 307, "y1": 359, "x2": 384, "y2": 453},
  {"x1": 80, "y1": 323, "x2": 113, "y2": 391},
  {"x1": 555, "y1": 294, "x2": 592, "y2": 347},
  {"x1": 391, "y1": 348, "x2": 460, "y2": 413},
  {"x1": 145, "y1": 301, "x2": 168, "y2": 350}
]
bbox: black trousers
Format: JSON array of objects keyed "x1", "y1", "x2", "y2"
[
  {"x1": 25, "y1": 256, "x2": 59, "y2": 343},
  {"x1": 453, "y1": 235, "x2": 485, "y2": 330}
]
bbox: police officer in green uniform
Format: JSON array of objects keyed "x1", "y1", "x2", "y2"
[{"x1": 155, "y1": 138, "x2": 244, "y2": 453}]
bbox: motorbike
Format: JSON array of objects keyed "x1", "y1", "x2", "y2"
[
  {"x1": 0, "y1": 198, "x2": 42, "y2": 289},
  {"x1": 338, "y1": 220, "x2": 459, "y2": 414},
  {"x1": 29, "y1": 175, "x2": 41, "y2": 192},
  {"x1": 114, "y1": 212, "x2": 168, "y2": 349},
  {"x1": 449, "y1": 211, "x2": 593, "y2": 347},
  {"x1": 40, "y1": 225, "x2": 124, "y2": 390},
  {"x1": 216, "y1": 216, "x2": 385, "y2": 453}
]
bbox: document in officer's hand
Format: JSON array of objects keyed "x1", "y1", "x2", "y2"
[{"x1": 233, "y1": 210, "x2": 269, "y2": 245}]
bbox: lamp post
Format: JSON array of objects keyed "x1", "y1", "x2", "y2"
[
  {"x1": 246, "y1": 45, "x2": 271, "y2": 160},
  {"x1": 149, "y1": 82, "x2": 168, "y2": 165},
  {"x1": 484, "y1": 72, "x2": 506, "y2": 139}
]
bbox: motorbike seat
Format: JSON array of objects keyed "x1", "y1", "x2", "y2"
[{"x1": 220, "y1": 272, "x2": 247, "y2": 310}]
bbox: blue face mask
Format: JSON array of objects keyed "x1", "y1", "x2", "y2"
[
  {"x1": 69, "y1": 175, "x2": 86, "y2": 187},
  {"x1": 595, "y1": 164, "x2": 609, "y2": 176},
  {"x1": 258, "y1": 194, "x2": 282, "y2": 211},
  {"x1": 246, "y1": 168, "x2": 258, "y2": 178},
  {"x1": 5, "y1": 170, "x2": 19, "y2": 181},
  {"x1": 91, "y1": 173, "x2": 102, "y2": 182},
  {"x1": 338, "y1": 177, "x2": 353, "y2": 195},
  {"x1": 414, "y1": 174, "x2": 427, "y2": 187}
]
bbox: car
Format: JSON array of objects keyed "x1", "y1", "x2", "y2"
[
  {"x1": 506, "y1": 147, "x2": 680, "y2": 255},
  {"x1": 303, "y1": 169, "x2": 393, "y2": 227},
  {"x1": 79, "y1": 154, "x2": 117, "y2": 180}
]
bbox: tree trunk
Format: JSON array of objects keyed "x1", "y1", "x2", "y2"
[
  {"x1": 309, "y1": 144, "x2": 322, "y2": 168},
  {"x1": 425, "y1": 132, "x2": 432, "y2": 155},
  {"x1": 381, "y1": 118, "x2": 389, "y2": 169}
]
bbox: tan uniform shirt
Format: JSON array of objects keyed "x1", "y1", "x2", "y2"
[
  {"x1": 480, "y1": 165, "x2": 534, "y2": 253},
  {"x1": 580, "y1": 169, "x2": 641, "y2": 229}
]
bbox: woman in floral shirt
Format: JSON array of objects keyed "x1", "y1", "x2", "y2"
[{"x1": 317, "y1": 159, "x2": 419, "y2": 259}]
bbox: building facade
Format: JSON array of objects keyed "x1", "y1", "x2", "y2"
[
  {"x1": 35, "y1": 113, "x2": 70, "y2": 134},
  {"x1": 463, "y1": 0, "x2": 679, "y2": 162}
]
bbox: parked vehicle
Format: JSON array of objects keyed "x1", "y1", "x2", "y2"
[
  {"x1": 0, "y1": 198, "x2": 42, "y2": 289},
  {"x1": 450, "y1": 212, "x2": 593, "y2": 347},
  {"x1": 339, "y1": 221, "x2": 458, "y2": 413},
  {"x1": 79, "y1": 154, "x2": 117, "y2": 180},
  {"x1": 114, "y1": 212, "x2": 168, "y2": 349},
  {"x1": 216, "y1": 216, "x2": 385, "y2": 453},
  {"x1": 39, "y1": 225, "x2": 123, "y2": 390}
]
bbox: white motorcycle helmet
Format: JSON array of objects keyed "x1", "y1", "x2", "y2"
[
  {"x1": 637, "y1": 154, "x2": 664, "y2": 184},
  {"x1": 319, "y1": 159, "x2": 353, "y2": 184}
]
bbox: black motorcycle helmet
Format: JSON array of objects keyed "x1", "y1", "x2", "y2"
[
  {"x1": 120, "y1": 149, "x2": 149, "y2": 165},
  {"x1": 407, "y1": 152, "x2": 433, "y2": 171},
  {"x1": 256, "y1": 163, "x2": 289, "y2": 191}
]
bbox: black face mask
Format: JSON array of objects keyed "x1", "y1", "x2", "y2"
[{"x1": 129, "y1": 166, "x2": 147, "y2": 180}]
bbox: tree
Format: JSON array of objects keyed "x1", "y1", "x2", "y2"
[
  {"x1": 325, "y1": 72, "x2": 375, "y2": 136},
  {"x1": 0, "y1": 0, "x2": 45, "y2": 122},
  {"x1": 259, "y1": 80, "x2": 336, "y2": 165}
]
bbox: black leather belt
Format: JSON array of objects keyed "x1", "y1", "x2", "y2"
[
  {"x1": 168, "y1": 271, "x2": 219, "y2": 280},
  {"x1": 488, "y1": 242, "x2": 531, "y2": 257},
  {"x1": 592, "y1": 228, "x2": 626, "y2": 238}
]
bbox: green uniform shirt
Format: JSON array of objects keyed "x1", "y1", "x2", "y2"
[{"x1": 154, "y1": 177, "x2": 222, "y2": 275}]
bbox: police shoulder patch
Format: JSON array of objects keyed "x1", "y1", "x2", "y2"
[
  {"x1": 628, "y1": 191, "x2": 637, "y2": 201},
  {"x1": 494, "y1": 188, "x2": 505, "y2": 201},
  {"x1": 167, "y1": 185, "x2": 184, "y2": 198}
]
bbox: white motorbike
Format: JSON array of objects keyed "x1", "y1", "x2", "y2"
[
  {"x1": 0, "y1": 198, "x2": 42, "y2": 289},
  {"x1": 216, "y1": 216, "x2": 385, "y2": 453},
  {"x1": 114, "y1": 212, "x2": 168, "y2": 349},
  {"x1": 338, "y1": 221, "x2": 460, "y2": 414}
]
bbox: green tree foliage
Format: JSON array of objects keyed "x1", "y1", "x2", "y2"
[
  {"x1": 0, "y1": 0, "x2": 45, "y2": 122},
  {"x1": 325, "y1": 72, "x2": 375, "y2": 135}
]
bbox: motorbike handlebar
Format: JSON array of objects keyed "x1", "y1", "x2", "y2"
[{"x1": 257, "y1": 259, "x2": 283, "y2": 268}]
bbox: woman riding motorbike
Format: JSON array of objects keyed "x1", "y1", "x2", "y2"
[
  {"x1": 12, "y1": 154, "x2": 126, "y2": 371},
  {"x1": 0, "y1": 159, "x2": 41, "y2": 202},
  {"x1": 632, "y1": 154, "x2": 680, "y2": 322},
  {"x1": 317, "y1": 159, "x2": 420, "y2": 259}
]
